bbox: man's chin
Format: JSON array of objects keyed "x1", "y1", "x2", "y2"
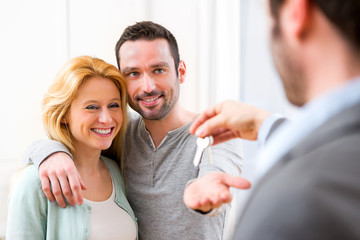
[
  {"x1": 140, "y1": 111, "x2": 165, "y2": 120},
  {"x1": 138, "y1": 105, "x2": 172, "y2": 120},
  {"x1": 130, "y1": 101, "x2": 173, "y2": 120}
]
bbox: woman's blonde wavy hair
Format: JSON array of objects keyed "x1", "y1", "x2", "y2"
[{"x1": 42, "y1": 56, "x2": 128, "y2": 177}]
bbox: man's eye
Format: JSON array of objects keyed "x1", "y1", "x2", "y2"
[
  {"x1": 154, "y1": 69, "x2": 164, "y2": 74},
  {"x1": 129, "y1": 72, "x2": 139, "y2": 78},
  {"x1": 85, "y1": 105, "x2": 99, "y2": 110},
  {"x1": 108, "y1": 103, "x2": 120, "y2": 108}
]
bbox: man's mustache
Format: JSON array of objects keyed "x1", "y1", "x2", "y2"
[{"x1": 135, "y1": 91, "x2": 164, "y2": 100}]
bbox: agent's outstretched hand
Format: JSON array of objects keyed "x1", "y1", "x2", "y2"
[
  {"x1": 183, "y1": 172, "x2": 251, "y2": 213},
  {"x1": 190, "y1": 100, "x2": 271, "y2": 145}
]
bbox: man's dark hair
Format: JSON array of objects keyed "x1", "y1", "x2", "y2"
[
  {"x1": 115, "y1": 21, "x2": 180, "y2": 75},
  {"x1": 270, "y1": 0, "x2": 360, "y2": 52}
]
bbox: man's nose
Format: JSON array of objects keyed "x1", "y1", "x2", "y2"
[{"x1": 141, "y1": 73, "x2": 156, "y2": 93}]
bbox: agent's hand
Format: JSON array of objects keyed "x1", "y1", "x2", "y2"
[
  {"x1": 183, "y1": 172, "x2": 251, "y2": 213},
  {"x1": 190, "y1": 100, "x2": 271, "y2": 145},
  {"x1": 38, "y1": 152, "x2": 86, "y2": 208}
]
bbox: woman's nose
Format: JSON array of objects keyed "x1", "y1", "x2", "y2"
[{"x1": 98, "y1": 109, "x2": 112, "y2": 124}]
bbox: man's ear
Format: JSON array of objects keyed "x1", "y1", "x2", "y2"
[
  {"x1": 283, "y1": 0, "x2": 311, "y2": 41},
  {"x1": 178, "y1": 60, "x2": 186, "y2": 84}
]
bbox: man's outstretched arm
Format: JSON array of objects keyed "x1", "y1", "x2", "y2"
[
  {"x1": 183, "y1": 134, "x2": 246, "y2": 214},
  {"x1": 184, "y1": 172, "x2": 251, "y2": 213},
  {"x1": 184, "y1": 100, "x2": 280, "y2": 213}
]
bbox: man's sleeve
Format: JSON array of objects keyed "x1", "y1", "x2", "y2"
[
  {"x1": 23, "y1": 139, "x2": 72, "y2": 168},
  {"x1": 198, "y1": 138, "x2": 243, "y2": 178}
]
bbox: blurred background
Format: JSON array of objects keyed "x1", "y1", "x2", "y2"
[{"x1": 0, "y1": 0, "x2": 297, "y2": 238}]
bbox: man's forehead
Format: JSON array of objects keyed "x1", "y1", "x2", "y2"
[
  {"x1": 119, "y1": 39, "x2": 174, "y2": 68},
  {"x1": 119, "y1": 39, "x2": 170, "y2": 55}
]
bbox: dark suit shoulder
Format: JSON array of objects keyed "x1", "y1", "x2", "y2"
[{"x1": 233, "y1": 114, "x2": 360, "y2": 240}]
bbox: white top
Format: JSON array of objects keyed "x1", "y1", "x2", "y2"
[
  {"x1": 256, "y1": 76, "x2": 360, "y2": 181},
  {"x1": 84, "y1": 180, "x2": 136, "y2": 240}
]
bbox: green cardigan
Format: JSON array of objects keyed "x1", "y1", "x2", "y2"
[{"x1": 6, "y1": 156, "x2": 138, "y2": 240}]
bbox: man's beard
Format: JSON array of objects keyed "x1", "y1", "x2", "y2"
[
  {"x1": 128, "y1": 88, "x2": 179, "y2": 120},
  {"x1": 270, "y1": 19, "x2": 307, "y2": 106}
]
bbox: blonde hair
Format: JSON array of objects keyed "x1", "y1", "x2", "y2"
[{"x1": 42, "y1": 56, "x2": 128, "y2": 177}]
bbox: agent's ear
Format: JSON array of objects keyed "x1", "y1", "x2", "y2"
[
  {"x1": 282, "y1": 0, "x2": 311, "y2": 42},
  {"x1": 178, "y1": 60, "x2": 186, "y2": 84}
]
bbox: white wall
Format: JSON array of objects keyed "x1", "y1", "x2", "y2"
[
  {"x1": 0, "y1": 0, "x2": 244, "y2": 166},
  {"x1": 0, "y1": 0, "x2": 295, "y2": 237}
]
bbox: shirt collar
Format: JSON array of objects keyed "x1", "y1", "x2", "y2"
[{"x1": 256, "y1": 76, "x2": 360, "y2": 180}]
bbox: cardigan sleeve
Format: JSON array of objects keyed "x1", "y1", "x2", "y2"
[{"x1": 6, "y1": 165, "x2": 48, "y2": 240}]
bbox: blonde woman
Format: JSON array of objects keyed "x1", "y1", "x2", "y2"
[{"x1": 6, "y1": 56, "x2": 137, "y2": 240}]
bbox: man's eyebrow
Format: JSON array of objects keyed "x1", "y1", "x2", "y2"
[
  {"x1": 151, "y1": 62, "x2": 170, "y2": 68},
  {"x1": 122, "y1": 63, "x2": 170, "y2": 74},
  {"x1": 122, "y1": 67, "x2": 138, "y2": 74}
]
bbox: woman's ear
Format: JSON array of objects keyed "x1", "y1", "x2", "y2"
[{"x1": 61, "y1": 115, "x2": 68, "y2": 124}]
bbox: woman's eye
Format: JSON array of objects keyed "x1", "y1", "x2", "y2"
[
  {"x1": 85, "y1": 105, "x2": 99, "y2": 110},
  {"x1": 108, "y1": 103, "x2": 120, "y2": 108}
]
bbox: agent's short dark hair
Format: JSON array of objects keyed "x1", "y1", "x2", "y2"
[
  {"x1": 115, "y1": 21, "x2": 180, "y2": 75},
  {"x1": 270, "y1": 0, "x2": 360, "y2": 53}
]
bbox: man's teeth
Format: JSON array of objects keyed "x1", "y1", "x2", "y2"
[
  {"x1": 92, "y1": 128, "x2": 111, "y2": 134},
  {"x1": 143, "y1": 96, "x2": 159, "y2": 102}
]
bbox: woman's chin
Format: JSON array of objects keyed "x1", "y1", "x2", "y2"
[{"x1": 97, "y1": 142, "x2": 113, "y2": 151}]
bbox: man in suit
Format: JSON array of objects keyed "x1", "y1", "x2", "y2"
[{"x1": 184, "y1": 0, "x2": 360, "y2": 239}]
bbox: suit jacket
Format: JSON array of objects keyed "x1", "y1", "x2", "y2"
[{"x1": 232, "y1": 102, "x2": 360, "y2": 240}]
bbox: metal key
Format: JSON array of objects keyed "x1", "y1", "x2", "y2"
[{"x1": 193, "y1": 136, "x2": 214, "y2": 167}]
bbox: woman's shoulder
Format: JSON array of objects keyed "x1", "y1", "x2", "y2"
[
  {"x1": 101, "y1": 156, "x2": 119, "y2": 168},
  {"x1": 9, "y1": 164, "x2": 46, "y2": 205},
  {"x1": 100, "y1": 156, "x2": 125, "y2": 189},
  {"x1": 13, "y1": 164, "x2": 41, "y2": 189},
  {"x1": 101, "y1": 156, "x2": 122, "y2": 178}
]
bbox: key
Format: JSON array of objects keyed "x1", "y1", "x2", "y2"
[
  {"x1": 193, "y1": 136, "x2": 214, "y2": 167},
  {"x1": 206, "y1": 146, "x2": 213, "y2": 165}
]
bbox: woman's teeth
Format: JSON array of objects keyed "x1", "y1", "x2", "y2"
[{"x1": 92, "y1": 128, "x2": 111, "y2": 134}]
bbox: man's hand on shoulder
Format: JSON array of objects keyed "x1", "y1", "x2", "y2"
[
  {"x1": 39, "y1": 152, "x2": 86, "y2": 208},
  {"x1": 183, "y1": 172, "x2": 251, "y2": 213}
]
